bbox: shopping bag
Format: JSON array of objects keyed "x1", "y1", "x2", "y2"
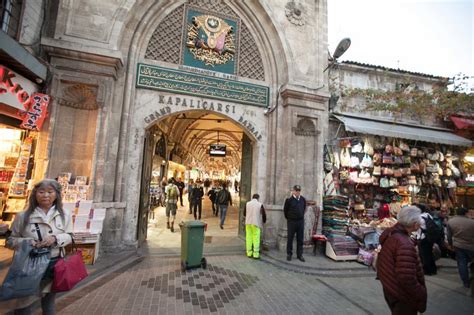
[
  {"x1": 0, "y1": 240, "x2": 50, "y2": 301},
  {"x1": 52, "y1": 246, "x2": 88, "y2": 292}
]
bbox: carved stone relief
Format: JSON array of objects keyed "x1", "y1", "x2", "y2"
[
  {"x1": 294, "y1": 118, "x2": 318, "y2": 136},
  {"x1": 145, "y1": 2, "x2": 265, "y2": 81},
  {"x1": 58, "y1": 84, "x2": 100, "y2": 110},
  {"x1": 285, "y1": 1, "x2": 306, "y2": 26}
]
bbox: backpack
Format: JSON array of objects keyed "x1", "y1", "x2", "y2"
[
  {"x1": 217, "y1": 190, "x2": 229, "y2": 205},
  {"x1": 168, "y1": 185, "x2": 178, "y2": 200},
  {"x1": 422, "y1": 215, "x2": 443, "y2": 243}
]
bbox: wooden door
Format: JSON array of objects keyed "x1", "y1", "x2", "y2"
[
  {"x1": 137, "y1": 129, "x2": 154, "y2": 244},
  {"x1": 238, "y1": 134, "x2": 252, "y2": 236}
]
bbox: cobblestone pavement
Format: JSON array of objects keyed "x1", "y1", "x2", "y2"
[{"x1": 57, "y1": 255, "x2": 473, "y2": 315}]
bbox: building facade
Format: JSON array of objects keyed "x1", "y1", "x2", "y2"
[{"x1": 1, "y1": 0, "x2": 330, "y2": 251}]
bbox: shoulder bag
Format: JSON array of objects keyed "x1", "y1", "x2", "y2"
[{"x1": 52, "y1": 237, "x2": 88, "y2": 292}]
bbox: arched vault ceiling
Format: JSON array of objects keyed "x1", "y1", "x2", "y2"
[{"x1": 157, "y1": 112, "x2": 244, "y2": 174}]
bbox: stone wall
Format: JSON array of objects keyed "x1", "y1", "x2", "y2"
[
  {"x1": 29, "y1": 0, "x2": 330, "y2": 251},
  {"x1": 331, "y1": 63, "x2": 448, "y2": 127}
]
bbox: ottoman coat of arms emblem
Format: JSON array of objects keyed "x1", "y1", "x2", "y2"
[{"x1": 186, "y1": 15, "x2": 236, "y2": 66}]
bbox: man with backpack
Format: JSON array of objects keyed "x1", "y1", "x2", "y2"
[
  {"x1": 217, "y1": 184, "x2": 232, "y2": 229},
  {"x1": 165, "y1": 178, "x2": 179, "y2": 232},
  {"x1": 416, "y1": 204, "x2": 442, "y2": 275}
]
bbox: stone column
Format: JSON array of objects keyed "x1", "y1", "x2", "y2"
[{"x1": 272, "y1": 85, "x2": 329, "y2": 251}]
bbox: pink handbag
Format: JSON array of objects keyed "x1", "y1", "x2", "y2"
[{"x1": 52, "y1": 244, "x2": 88, "y2": 292}]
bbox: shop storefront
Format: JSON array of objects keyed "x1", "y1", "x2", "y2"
[
  {"x1": 321, "y1": 113, "x2": 472, "y2": 262},
  {"x1": 0, "y1": 65, "x2": 50, "y2": 228}
]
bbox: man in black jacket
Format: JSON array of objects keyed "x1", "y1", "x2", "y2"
[{"x1": 284, "y1": 185, "x2": 306, "y2": 262}]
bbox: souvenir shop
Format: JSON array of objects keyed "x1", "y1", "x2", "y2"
[
  {"x1": 0, "y1": 65, "x2": 50, "y2": 231},
  {"x1": 321, "y1": 114, "x2": 473, "y2": 263}
]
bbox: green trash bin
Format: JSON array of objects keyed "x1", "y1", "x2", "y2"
[{"x1": 179, "y1": 220, "x2": 207, "y2": 271}]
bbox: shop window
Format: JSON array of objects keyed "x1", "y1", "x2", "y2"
[{"x1": 0, "y1": 0, "x2": 23, "y2": 39}]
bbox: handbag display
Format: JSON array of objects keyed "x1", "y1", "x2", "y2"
[
  {"x1": 401, "y1": 167, "x2": 411, "y2": 176},
  {"x1": 350, "y1": 155, "x2": 361, "y2": 168},
  {"x1": 380, "y1": 177, "x2": 390, "y2": 188},
  {"x1": 408, "y1": 175, "x2": 417, "y2": 185},
  {"x1": 340, "y1": 148, "x2": 351, "y2": 167},
  {"x1": 382, "y1": 167, "x2": 394, "y2": 176},
  {"x1": 339, "y1": 169, "x2": 349, "y2": 180},
  {"x1": 352, "y1": 142, "x2": 363, "y2": 153},
  {"x1": 393, "y1": 146, "x2": 403, "y2": 156},
  {"x1": 393, "y1": 168, "x2": 402, "y2": 178},
  {"x1": 373, "y1": 165, "x2": 381, "y2": 176},
  {"x1": 410, "y1": 162, "x2": 420, "y2": 173},
  {"x1": 52, "y1": 240, "x2": 88, "y2": 292},
  {"x1": 389, "y1": 177, "x2": 398, "y2": 187},
  {"x1": 393, "y1": 156, "x2": 404, "y2": 164},
  {"x1": 360, "y1": 154, "x2": 373, "y2": 168},
  {"x1": 363, "y1": 140, "x2": 374, "y2": 156},
  {"x1": 399, "y1": 141, "x2": 410, "y2": 152},
  {"x1": 382, "y1": 153, "x2": 393, "y2": 164},
  {"x1": 373, "y1": 153, "x2": 382, "y2": 165}
]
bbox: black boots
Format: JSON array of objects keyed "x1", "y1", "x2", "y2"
[
  {"x1": 170, "y1": 222, "x2": 174, "y2": 232},
  {"x1": 166, "y1": 222, "x2": 170, "y2": 229}
]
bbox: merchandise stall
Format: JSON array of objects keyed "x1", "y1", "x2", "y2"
[
  {"x1": 455, "y1": 147, "x2": 474, "y2": 214},
  {"x1": 322, "y1": 114, "x2": 472, "y2": 264},
  {"x1": 0, "y1": 65, "x2": 50, "y2": 230},
  {"x1": 64, "y1": 199, "x2": 105, "y2": 264}
]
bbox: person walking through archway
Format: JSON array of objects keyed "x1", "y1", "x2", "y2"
[
  {"x1": 176, "y1": 177, "x2": 185, "y2": 207},
  {"x1": 165, "y1": 178, "x2": 179, "y2": 232},
  {"x1": 190, "y1": 179, "x2": 204, "y2": 220},
  {"x1": 217, "y1": 183, "x2": 232, "y2": 229},
  {"x1": 187, "y1": 179, "x2": 194, "y2": 214},
  {"x1": 284, "y1": 185, "x2": 306, "y2": 262}
]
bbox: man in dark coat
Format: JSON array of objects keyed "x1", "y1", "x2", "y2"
[
  {"x1": 190, "y1": 180, "x2": 204, "y2": 220},
  {"x1": 283, "y1": 185, "x2": 306, "y2": 262},
  {"x1": 176, "y1": 177, "x2": 185, "y2": 207},
  {"x1": 377, "y1": 206, "x2": 427, "y2": 314}
]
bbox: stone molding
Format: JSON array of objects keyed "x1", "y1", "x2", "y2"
[
  {"x1": 280, "y1": 84, "x2": 329, "y2": 110},
  {"x1": 42, "y1": 37, "x2": 123, "y2": 79}
]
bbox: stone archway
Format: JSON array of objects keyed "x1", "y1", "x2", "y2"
[{"x1": 115, "y1": 0, "x2": 289, "y2": 247}]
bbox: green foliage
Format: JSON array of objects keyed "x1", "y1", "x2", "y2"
[{"x1": 341, "y1": 83, "x2": 473, "y2": 119}]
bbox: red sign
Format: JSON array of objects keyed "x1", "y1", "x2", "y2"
[
  {"x1": 19, "y1": 93, "x2": 50, "y2": 130},
  {"x1": 0, "y1": 65, "x2": 33, "y2": 110}
]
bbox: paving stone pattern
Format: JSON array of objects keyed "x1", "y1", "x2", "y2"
[
  {"x1": 139, "y1": 264, "x2": 258, "y2": 312},
  {"x1": 57, "y1": 255, "x2": 474, "y2": 315}
]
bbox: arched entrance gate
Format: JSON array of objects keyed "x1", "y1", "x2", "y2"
[
  {"x1": 119, "y1": 0, "x2": 277, "y2": 246},
  {"x1": 134, "y1": 103, "x2": 263, "y2": 244}
]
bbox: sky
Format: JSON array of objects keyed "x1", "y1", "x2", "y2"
[{"x1": 328, "y1": 0, "x2": 473, "y2": 78}]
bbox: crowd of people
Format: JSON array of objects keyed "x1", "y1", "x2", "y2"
[{"x1": 154, "y1": 177, "x2": 237, "y2": 231}]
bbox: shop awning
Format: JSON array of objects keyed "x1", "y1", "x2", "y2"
[
  {"x1": 450, "y1": 115, "x2": 474, "y2": 130},
  {"x1": 334, "y1": 114, "x2": 472, "y2": 147}
]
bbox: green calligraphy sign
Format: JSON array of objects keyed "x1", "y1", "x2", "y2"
[{"x1": 136, "y1": 64, "x2": 269, "y2": 108}]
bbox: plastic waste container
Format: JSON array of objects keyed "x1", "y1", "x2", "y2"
[{"x1": 179, "y1": 220, "x2": 207, "y2": 271}]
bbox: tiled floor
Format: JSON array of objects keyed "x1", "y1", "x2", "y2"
[
  {"x1": 56, "y1": 255, "x2": 474, "y2": 315},
  {"x1": 144, "y1": 192, "x2": 244, "y2": 255}
]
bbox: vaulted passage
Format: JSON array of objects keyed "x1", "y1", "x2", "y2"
[{"x1": 137, "y1": 110, "x2": 254, "y2": 253}]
